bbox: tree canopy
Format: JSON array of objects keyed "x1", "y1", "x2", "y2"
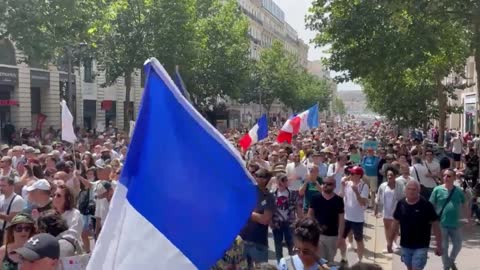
[{"x1": 307, "y1": 0, "x2": 471, "y2": 142}]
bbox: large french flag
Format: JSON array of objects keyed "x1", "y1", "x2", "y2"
[
  {"x1": 277, "y1": 104, "x2": 319, "y2": 143},
  {"x1": 238, "y1": 114, "x2": 268, "y2": 151},
  {"x1": 87, "y1": 58, "x2": 257, "y2": 270}
]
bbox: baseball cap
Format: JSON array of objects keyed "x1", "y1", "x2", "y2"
[
  {"x1": 26, "y1": 179, "x2": 51, "y2": 192},
  {"x1": 349, "y1": 166, "x2": 364, "y2": 176},
  {"x1": 12, "y1": 233, "x2": 60, "y2": 262},
  {"x1": 0, "y1": 145, "x2": 9, "y2": 151}
]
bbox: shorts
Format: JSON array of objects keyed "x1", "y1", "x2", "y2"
[
  {"x1": 83, "y1": 215, "x2": 92, "y2": 231},
  {"x1": 401, "y1": 247, "x2": 428, "y2": 270},
  {"x1": 318, "y1": 235, "x2": 338, "y2": 263},
  {"x1": 243, "y1": 241, "x2": 268, "y2": 266},
  {"x1": 453, "y1": 153, "x2": 461, "y2": 162},
  {"x1": 365, "y1": 176, "x2": 378, "y2": 192},
  {"x1": 342, "y1": 220, "x2": 364, "y2": 241}
]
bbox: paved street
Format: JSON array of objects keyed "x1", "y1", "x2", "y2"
[
  {"x1": 268, "y1": 212, "x2": 480, "y2": 269},
  {"x1": 392, "y1": 224, "x2": 480, "y2": 270}
]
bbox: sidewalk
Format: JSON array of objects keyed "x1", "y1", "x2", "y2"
[{"x1": 392, "y1": 224, "x2": 480, "y2": 270}]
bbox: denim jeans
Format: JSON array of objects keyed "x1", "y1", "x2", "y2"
[
  {"x1": 401, "y1": 247, "x2": 429, "y2": 270},
  {"x1": 272, "y1": 222, "x2": 293, "y2": 263},
  {"x1": 441, "y1": 227, "x2": 462, "y2": 270}
]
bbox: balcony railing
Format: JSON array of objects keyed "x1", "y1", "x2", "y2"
[{"x1": 240, "y1": 7, "x2": 263, "y2": 25}]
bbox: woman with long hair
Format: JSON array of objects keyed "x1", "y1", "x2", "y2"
[
  {"x1": 82, "y1": 152, "x2": 96, "y2": 169},
  {"x1": 0, "y1": 213, "x2": 35, "y2": 270},
  {"x1": 52, "y1": 185, "x2": 83, "y2": 240}
]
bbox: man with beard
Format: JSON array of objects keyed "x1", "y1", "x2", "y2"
[
  {"x1": 308, "y1": 175, "x2": 345, "y2": 265},
  {"x1": 95, "y1": 147, "x2": 111, "y2": 168}
]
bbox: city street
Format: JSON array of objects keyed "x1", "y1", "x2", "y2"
[
  {"x1": 268, "y1": 211, "x2": 480, "y2": 270},
  {"x1": 392, "y1": 224, "x2": 480, "y2": 270}
]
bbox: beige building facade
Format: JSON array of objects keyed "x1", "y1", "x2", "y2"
[
  {"x1": 238, "y1": 0, "x2": 309, "y2": 66},
  {"x1": 0, "y1": 38, "x2": 143, "y2": 142}
]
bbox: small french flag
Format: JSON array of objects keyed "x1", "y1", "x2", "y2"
[
  {"x1": 239, "y1": 114, "x2": 268, "y2": 151},
  {"x1": 277, "y1": 104, "x2": 319, "y2": 144}
]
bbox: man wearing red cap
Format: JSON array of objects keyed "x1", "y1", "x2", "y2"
[{"x1": 339, "y1": 166, "x2": 369, "y2": 265}]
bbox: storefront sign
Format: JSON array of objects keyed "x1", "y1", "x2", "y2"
[
  {"x1": 0, "y1": 100, "x2": 18, "y2": 106},
  {"x1": 465, "y1": 94, "x2": 476, "y2": 104},
  {"x1": 30, "y1": 70, "x2": 50, "y2": 88},
  {"x1": 0, "y1": 67, "x2": 18, "y2": 86}
]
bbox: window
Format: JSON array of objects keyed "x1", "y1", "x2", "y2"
[{"x1": 84, "y1": 58, "x2": 94, "y2": 83}]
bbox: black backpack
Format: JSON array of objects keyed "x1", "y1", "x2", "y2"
[{"x1": 78, "y1": 189, "x2": 95, "y2": 216}]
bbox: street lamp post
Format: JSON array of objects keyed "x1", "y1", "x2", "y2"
[{"x1": 66, "y1": 47, "x2": 74, "y2": 125}]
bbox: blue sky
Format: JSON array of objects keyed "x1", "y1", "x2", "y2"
[{"x1": 275, "y1": 0, "x2": 361, "y2": 91}]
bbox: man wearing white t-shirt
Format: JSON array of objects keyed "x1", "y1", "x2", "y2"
[
  {"x1": 339, "y1": 166, "x2": 369, "y2": 264},
  {"x1": 0, "y1": 176, "x2": 25, "y2": 244},
  {"x1": 286, "y1": 153, "x2": 308, "y2": 217},
  {"x1": 410, "y1": 156, "x2": 436, "y2": 199},
  {"x1": 94, "y1": 181, "x2": 115, "y2": 239}
]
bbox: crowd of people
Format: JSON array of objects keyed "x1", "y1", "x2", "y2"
[
  {"x1": 213, "y1": 120, "x2": 477, "y2": 270},
  {"x1": 0, "y1": 119, "x2": 476, "y2": 270},
  {"x1": 0, "y1": 127, "x2": 124, "y2": 269}
]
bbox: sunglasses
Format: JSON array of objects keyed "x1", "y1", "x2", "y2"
[
  {"x1": 14, "y1": 225, "x2": 33, "y2": 233},
  {"x1": 293, "y1": 247, "x2": 315, "y2": 257},
  {"x1": 323, "y1": 182, "x2": 334, "y2": 186}
]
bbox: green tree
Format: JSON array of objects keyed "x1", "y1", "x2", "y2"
[
  {"x1": 307, "y1": 0, "x2": 470, "y2": 144},
  {"x1": 189, "y1": 0, "x2": 252, "y2": 111},
  {"x1": 89, "y1": 0, "x2": 153, "y2": 132},
  {"x1": 287, "y1": 70, "x2": 331, "y2": 112},
  {"x1": 252, "y1": 41, "x2": 299, "y2": 112},
  {"x1": 1, "y1": 0, "x2": 99, "y2": 65},
  {"x1": 333, "y1": 97, "x2": 346, "y2": 116}
]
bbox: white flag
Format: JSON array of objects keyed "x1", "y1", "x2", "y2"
[
  {"x1": 61, "y1": 100, "x2": 77, "y2": 143},
  {"x1": 129, "y1": 120, "x2": 135, "y2": 138}
]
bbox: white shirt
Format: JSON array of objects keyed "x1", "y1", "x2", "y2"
[
  {"x1": 410, "y1": 163, "x2": 436, "y2": 188},
  {"x1": 61, "y1": 209, "x2": 84, "y2": 239},
  {"x1": 344, "y1": 181, "x2": 369, "y2": 222},
  {"x1": 94, "y1": 180, "x2": 116, "y2": 226},
  {"x1": 452, "y1": 138, "x2": 463, "y2": 154},
  {"x1": 396, "y1": 175, "x2": 414, "y2": 185},
  {"x1": 285, "y1": 162, "x2": 308, "y2": 191},
  {"x1": 382, "y1": 186, "x2": 395, "y2": 219},
  {"x1": 278, "y1": 254, "x2": 321, "y2": 270},
  {"x1": 0, "y1": 193, "x2": 25, "y2": 228},
  {"x1": 95, "y1": 198, "x2": 110, "y2": 226}
]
